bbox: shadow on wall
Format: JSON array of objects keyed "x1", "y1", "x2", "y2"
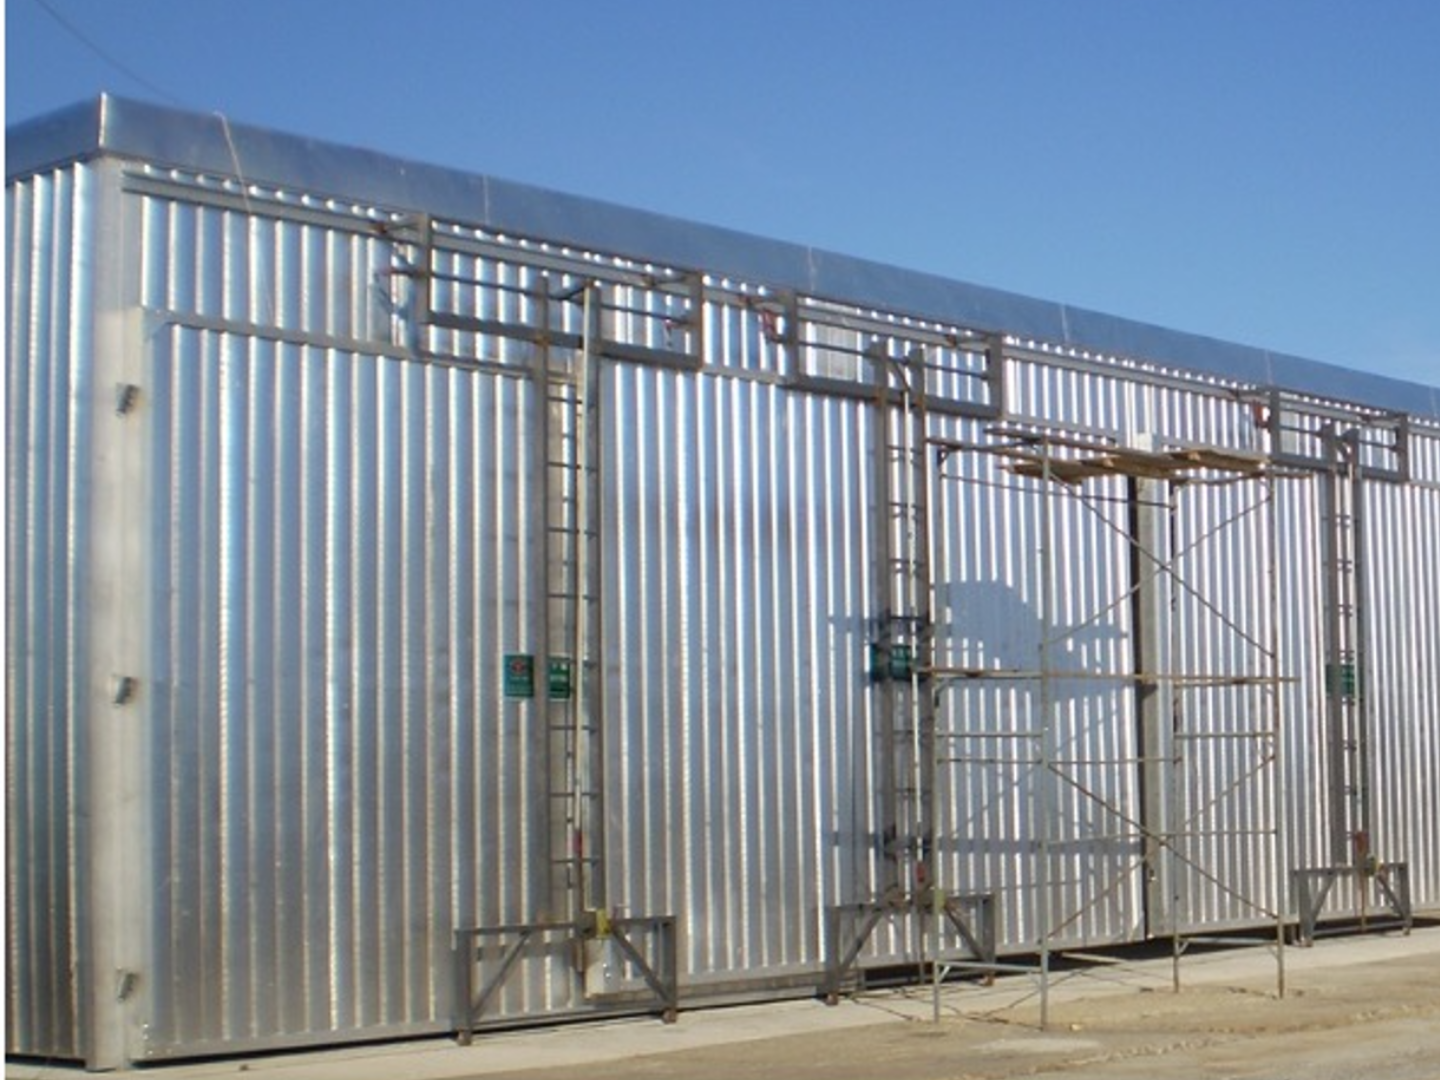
[
  {"x1": 937, "y1": 578, "x2": 1131, "y2": 709},
  {"x1": 934, "y1": 580, "x2": 1143, "y2": 877}
]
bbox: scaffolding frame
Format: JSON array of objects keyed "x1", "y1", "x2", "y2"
[
  {"x1": 824, "y1": 344, "x2": 1308, "y2": 1025},
  {"x1": 930, "y1": 425, "x2": 1293, "y2": 1025}
]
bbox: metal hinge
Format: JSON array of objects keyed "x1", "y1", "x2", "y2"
[
  {"x1": 116, "y1": 970, "x2": 139, "y2": 1002},
  {"x1": 115, "y1": 383, "x2": 141, "y2": 415},
  {"x1": 111, "y1": 675, "x2": 139, "y2": 706}
]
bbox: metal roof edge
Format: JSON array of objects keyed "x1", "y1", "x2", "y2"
[
  {"x1": 7, "y1": 93, "x2": 1438, "y2": 419},
  {"x1": 5, "y1": 96, "x2": 103, "y2": 177}
]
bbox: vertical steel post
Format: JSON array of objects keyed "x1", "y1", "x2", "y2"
[
  {"x1": 1318, "y1": 428, "x2": 1348, "y2": 866},
  {"x1": 869, "y1": 346, "x2": 902, "y2": 902},
  {"x1": 1167, "y1": 480, "x2": 1183, "y2": 994},
  {"x1": 1319, "y1": 428, "x2": 1370, "y2": 872},
  {"x1": 1129, "y1": 470, "x2": 1176, "y2": 941},
  {"x1": 901, "y1": 365, "x2": 920, "y2": 941},
  {"x1": 911, "y1": 352, "x2": 936, "y2": 912},
  {"x1": 1348, "y1": 433, "x2": 1373, "y2": 868},
  {"x1": 577, "y1": 284, "x2": 605, "y2": 918},
  {"x1": 84, "y1": 162, "x2": 155, "y2": 1069},
  {"x1": 1037, "y1": 438, "x2": 1054, "y2": 1030},
  {"x1": 535, "y1": 282, "x2": 567, "y2": 923},
  {"x1": 1267, "y1": 474, "x2": 1288, "y2": 998},
  {"x1": 897, "y1": 349, "x2": 940, "y2": 1021}
]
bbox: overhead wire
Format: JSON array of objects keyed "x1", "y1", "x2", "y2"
[
  {"x1": 28, "y1": 0, "x2": 187, "y2": 108},
  {"x1": 27, "y1": 0, "x2": 279, "y2": 328}
]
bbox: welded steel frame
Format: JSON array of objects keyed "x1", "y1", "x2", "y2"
[
  {"x1": 451, "y1": 914, "x2": 678, "y2": 1044},
  {"x1": 821, "y1": 892, "x2": 998, "y2": 1004},
  {"x1": 931, "y1": 427, "x2": 1292, "y2": 1023},
  {"x1": 1289, "y1": 422, "x2": 1414, "y2": 944},
  {"x1": 531, "y1": 281, "x2": 608, "y2": 927},
  {"x1": 1293, "y1": 864, "x2": 1412, "y2": 944},
  {"x1": 819, "y1": 337, "x2": 1004, "y2": 1012}
]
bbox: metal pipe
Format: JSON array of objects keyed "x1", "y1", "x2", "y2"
[
  {"x1": 576, "y1": 283, "x2": 603, "y2": 915},
  {"x1": 1268, "y1": 474, "x2": 1288, "y2": 998},
  {"x1": 1037, "y1": 437, "x2": 1055, "y2": 1030}
]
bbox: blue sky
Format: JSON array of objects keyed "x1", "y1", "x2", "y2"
[{"x1": 6, "y1": 1, "x2": 1438, "y2": 387}]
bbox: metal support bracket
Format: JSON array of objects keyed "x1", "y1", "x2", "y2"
[
  {"x1": 452, "y1": 915, "x2": 678, "y2": 1045},
  {"x1": 602, "y1": 915, "x2": 680, "y2": 1021},
  {"x1": 1292, "y1": 863, "x2": 1412, "y2": 945},
  {"x1": 820, "y1": 892, "x2": 997, "y2": 1004},
  {"x1": 940, "y1": 892, "x2": 998, "y2": 970}
]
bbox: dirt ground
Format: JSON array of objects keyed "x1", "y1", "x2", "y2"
[
  {"x1": 9, "y1": 928, "x2": 1440, "y2": 1079},
  {"x1": 471, "y1": 931, "x2": 1440, "y2": 1080}
]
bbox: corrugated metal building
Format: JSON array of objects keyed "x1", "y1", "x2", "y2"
[{"x1": 7, "y1": 95, "x2": 1438, "y2": 1069}]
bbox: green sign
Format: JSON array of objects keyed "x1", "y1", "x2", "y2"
[
  {"x1": 869, "y1": 642, "x2": 915, "y2": 682},
  {"x1": 1326, "y1": 660, "x2": 1359, "y2": 701},
  {"x1": 503, "y1": 653, "x2": 535, "y2": 699},
  {"x1": 548, "y1": 657, "x2": 573, "y2": 700}
]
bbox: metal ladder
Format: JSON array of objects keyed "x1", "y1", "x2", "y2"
[
  {"x1": 821, "y1": 345, "x2": 1001, "y2": 1008},
  {"x1": 454, "y1": 284, "x2": 682, "y2": 1039},
  {"x1": 538, "y1": 282, "x2": 606, "y2": 924},
  {"x1": 1296, "y1": 425, "x2": 1411, "y2": 942},
  {"x1": 1320, "y1": 427, "x2": 1369, "y2": 869},
  {"x1": 868, "y1": 345, "x2": 935, "y2": 903}
]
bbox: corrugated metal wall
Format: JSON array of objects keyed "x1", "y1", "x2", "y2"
[
  {"x1": 7, "y1": 152, "x2": 1440, "y2": 1064},
  {"x1": 1169, "y1": 474, "x2": 1283, "y2": 930},
  {"x1": 1364, "y1": 438, "x2": 1440, "y2": 906},
  {"x1": 603, "y1": 369, "x2": 875, "y2": 979},
  {"x1": 5, "y1": 163, "x2": 95, "y2": 1061},
  {"x1": 141, "y1": 323, "x2": 571, "y2": 1053},
  {"x1": 932, "y1": 408, "x2": 1144, "y2": 950}
]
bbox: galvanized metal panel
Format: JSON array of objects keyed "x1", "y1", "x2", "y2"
[
  {"x1": 932, "y1": 404, "x2": 1143, "y2": 951},
  {"x1": 1168, "y1": 476, "x2": 1285, "y2": 930},
  {"x1": 1274, "y1": 476, "x2": 1335, "y2": 878},
  {"x1": 4, "y1": 163, "x2": 95, "y2": 1061},
  {"x1": 602, "y1": 368, "x2": 877, "y2": 978},
  {"x1": 136, "y1": 190, "x2": 394, "y2": 344},
  {"x1": 139, "y1": 324, "x2": 564, "y2": 1055},
  {"x1": 1364, "y1": 466, "x2": 1440, "y2": 908}
]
